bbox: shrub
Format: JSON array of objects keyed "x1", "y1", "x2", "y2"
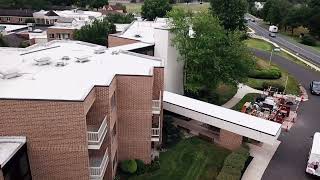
[
  {"x1": 301, "y1": 35, "x2": 317, "y2": 46},
  {"x1": 120, "y1": 160, "x2": 137, "y2": 174},
  {"x1": 216, "y1": 172, "x2": 239, "y2": 180},
  {"x1": 147, "y1": 159, "x2": 160, "y2": 173},
  {"x1": 135, "y1": 159, "x2": 146, "y2": 175},
  {"x1": 262, "y1": 82, "x2": 285, "y2": 92},
  {"x1": 248, "y1": 68, "x2": 281, "y2": 79}
]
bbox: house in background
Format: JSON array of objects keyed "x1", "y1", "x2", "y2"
[{"x1": 0, "y1": 9, "x2": 35, "y2": 24}]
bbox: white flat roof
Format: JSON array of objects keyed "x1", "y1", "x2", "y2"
[
  {"x1": 0, "y1": 24, "x2": 27, "y2": 32},
  {"x1": 163, "y1": 91, "x2": 282, "y2": 136},
  {"x1": 0, "y1": 40, "x2": 162, "y2": 101},
  {"x1": 118, "y1": 18, "x2": 169, "y2": 43},
  {"x1": 0, "y1": 136, "x2": 26, "y2": 168}
]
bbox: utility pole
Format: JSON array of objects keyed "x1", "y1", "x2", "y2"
[{"x1": 269, "y1": 48, "x2": 274, "y2": 66}]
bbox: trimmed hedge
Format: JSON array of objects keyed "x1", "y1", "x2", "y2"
[
  {"x1": 120, "y1": 160, "x2": 137, "y2": 174},
  {"x1": 262, "y1": 82, "x2": 285, "y2": 92},
  {"x1": 248, "y1": 68, "x2": 281, "y2": 79},
  {"x1": 135, "y1": 159, "x2": 146, "y2": 175},
  {"x1": 217, "y1": 147, "x2": 250, "y2": 180}
]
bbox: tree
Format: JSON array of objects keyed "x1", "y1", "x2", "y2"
[
  {"x1": 0, "y1": 35, "x2": 8, "y2": 47},
  {"x1": 141, "y1": 0, "x2": 172, "y2": 21},
  {"x1": 284, "y1": 6, "x2": 305, "y2": 34},
  {"x1": 74, "y1": 18, "x2": 116, "y2": 46},
  {"x1": 90, "y1": 0, "x2": 108, "y2": 10},
  {"x1": 306, "y1": 0, "x2": 320, "y2": 37},
  {"x1": 209, "y1": 0, "x2": 248, "y2": 31},
  {"x1": 261, "y1": 0, "x2": 291, "y2": 27},
  {"x1": 105, "y1": 13, "x2": 135, "y2": 24},
  {"x1": 167, "y1": 9, "x2": 254, "y2": 96}
]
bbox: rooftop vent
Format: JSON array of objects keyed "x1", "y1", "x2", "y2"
[
  {"x1": 55, "y1": 61, "x2": 68, "y2": 67},
  {"x1": 61, "y1": 56, "x2": 70, "y2": 60},
  {"x1": 94, "y1": 47, "x2": 106, "y2": 54},
  {"x1": 34, "y1": 57, "x2": 51, "y2": 66},
  {"x1": 75, "y1": 55, "x2": 90, "y2": 63},
  {"x1": 0, "y1": 68, "x2": 21, "y2": 79},
  {"x1": 111, "y1": 50, "x2": 120, "y2": 55},
  {"x1": 134, "y1": 34, "x2": 142, "y2": 38}
]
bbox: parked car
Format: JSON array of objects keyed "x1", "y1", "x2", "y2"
[
  {"x1": 310, "y1": 81, "x2": 320, "y2": 95},
  {"x1": 306, "y1": 132, "x2": 320, "y2": 176},
  {"x1": 269, "y1": 33, "x2": 276, "y2": 38}
]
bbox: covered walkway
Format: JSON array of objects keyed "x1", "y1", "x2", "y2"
[{"x1": 163, "y1": 91, "x2": 282, "y2": 145}]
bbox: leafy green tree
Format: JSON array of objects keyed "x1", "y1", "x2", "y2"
[
  {"x1": 167, "y1": 9, "x2": 254, "y2": 96},
  {"x1": 262, "y1": 0, "x2": 291, "y2": 27},
  {"x1": 141, "y1": 0, "x2": 172, "y2": 21},
  {"x1": 105, "y1": 13, "x2": 135, "y2": 24},
  {"x1": 306, "y1": 0, "x2": 320, "y2": 37},
  {"x1": 0, "y1": 35, "x2": 8, "y2": 47},
  {"x1": 284, "y1": 6, "x2": 305, "y2": 34},
  {"x1": 74, "y1": 18, "x2": 116, "y2": 46},
  {"x1": 90, "y1": 0, "x2": 108, "y2": 10},
  {"x1": 209, "y1": 0, "x2": 248, "y2": 31}
]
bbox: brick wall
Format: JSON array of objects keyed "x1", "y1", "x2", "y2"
[
  {"x1": 219, "y1": 129, "x2": 243, "y2": 150},
  {"x1": 0, "y1": 170, "x2": 3, "y2": 180},
  {"x1": 152, "y1": 67, "x2": 164, "y2": 144},
  {"x1": 47, "y1": 28, "x2": 76, "y2": 41},
  {"x1": 108, "y1": 35, "x2": 139, "y2": 48},
  {"x1": 0, "y1": 100, "x2": 89, "y2": 180},
  {"x1": 116, "y1": 75, "x2": 153, "y2": 164}
]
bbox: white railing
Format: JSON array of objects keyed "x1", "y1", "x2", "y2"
[
  {"x1": 90, "y1": 148, "x2": 109, "y2": 179},
  {"x1": 88, "y1": 116, "x2": 108, "y2": 144},
  {"x1": 152, "y1": 100, "x2": 161, "y2": 114},
  {"x1": 151, "y1": 128, "x2": 160, "y2": 137}
]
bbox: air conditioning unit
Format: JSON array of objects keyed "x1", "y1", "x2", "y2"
[
  {"x1": 111, "y1": 50, "x2": 120, "y2": 55},
  {"x1": 55, "y1": 61, "x2": 68, "y2": 67},
  {"x1": 0, "y1": 68, "x2": 21, "y2": 79},
  {"x1": 75, "y1": 55, "x2": 90, "y2": 63},
  {"x1": 34, "y1": 57, "x2": 51, "y2": 66},
  {"x1": 94, "y1": 47, "x2": 106, "y2": 54},
  {"x1": 61, "y1": 56, "x2": 70, "y2": 60}
]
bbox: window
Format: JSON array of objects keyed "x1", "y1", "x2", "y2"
[
  {"x1": 49, "y1": 34, "x2": 54, "y2": 39},
  {"x1": 6, "y1": 17, "x2": 10, "y2": 21},
  {"x1": 112, "y1": 122, "x2": 117, "y2": 138},
  {"x1": 111, "y1": 92, "x2": 116, "y2": 110},
  {"x1": 19, "y1": 18, "x2": 23, "y2": 22}
]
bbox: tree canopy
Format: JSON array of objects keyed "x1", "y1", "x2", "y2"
[
  {"x1": 105, "y1": 13, "x2": 135, "y2": 24},
  {"x1": 262, "y1": 0, "x2": 291, "y2": 27},
  {"x1": 167, "y1": 9, "x2": 254, "y2": 95},
  {"x1": 141, "y1": 0, "x2": 172, "y2": 21},
  {"x1": 74, "y1": 18, "x2": 116, "y2": 46},
  {"x1": 209, "y1": 0, "x2": 248, "y2": 31}
]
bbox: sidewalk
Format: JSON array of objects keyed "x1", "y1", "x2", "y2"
[
  {"x1": 222, "y1": 83, "x2": 262, "y2": 109},
  {"x1": 242, "y1": 141, "x2": 281, "y2": 180}
]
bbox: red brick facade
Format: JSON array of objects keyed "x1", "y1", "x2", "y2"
[
  {"x1": 47, "y1": 28, "x2": 75, "y2": 41},
  {"x1": 108, "y1": 35, "x2": 139, "y2": 48},
  {"x1": 0, "y1": 16, "x2": 32, "y2": 24},
  {"x1": 0, "y1": 67, "x2": 164, "y2": 179}
]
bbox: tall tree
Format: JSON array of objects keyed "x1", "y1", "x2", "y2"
[
  {"x1": 306, "y1": 0, "x2": 320, "y2": 37},
  {"x1": 167, "y1": 9, "x2": 254, "y2": 95},
  {"x1": 284, "y1": 6, "x2": 308, "y2": 34},
  {"x1": 90, "y1": 0, "x2": 108, "y2": 10},
  {"x1": 74, "y1": 18, "x2": 116, "y2": 46},
  {"x1": 262, "y1": 0, "x2": 291, "y2": 27},
  {"x1": 209, "y1": 0, "x2": 248, "y2": 31},
  {"x1": 141, "y1": 0, "x2": 172, "y2": 21}
]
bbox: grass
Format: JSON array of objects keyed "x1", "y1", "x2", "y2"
[
  {"x1": 125, "y1": 2, "x2": 210, "y2": 14},
  {"x1": 244, "y1": 38, "x2": 273, "y2": 52},
  {"x1": 245, "y1": 57, "x2": 300, "y2": 95},
  {"x1": 130, "y1": 137, "x2": 230, "y2": 180},
  {"x1": 212, "y1": 83, "x2": 238, "y2": 106},
  {"x1": 232, "y1": 93, "x2": 260, "y2": 111}
]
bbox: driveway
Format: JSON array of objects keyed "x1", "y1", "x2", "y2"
[{"x1": 251, "y1": 49, "x2": 320, "y2": 180}]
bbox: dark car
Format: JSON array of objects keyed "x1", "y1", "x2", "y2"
[
  {"x1": 269, "y1": 33, "x2": 276, "y2": 38},
  {"x1": 310, "y1": 81, "x2": 320, "y2": 95}
]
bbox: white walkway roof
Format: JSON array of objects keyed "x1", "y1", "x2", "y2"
[{"x1": 163, "y1": 91, "x2": 281, "y2": 144}]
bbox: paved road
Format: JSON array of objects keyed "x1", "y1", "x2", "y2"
[
  {"x1": 247, "y1": 21, "x2": 320, "y2": 66},
  {"x1": 251, "y1": 49, "x2": 320, "y2": 180}
]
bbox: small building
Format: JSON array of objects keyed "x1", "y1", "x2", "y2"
[{"x1": 100, "y1": 5, "x2": 126, "y2": 15}]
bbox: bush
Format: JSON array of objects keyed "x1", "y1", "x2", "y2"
[
  {"x1": 147, "y1": 159, "x2": 160, "y2": 173},
  {"x1": 262, "y1": 82, "x2": 285, "y2": 92},
  {"x1": 301, "y1": 35, "x2": 317, "y2": 46},
  {"x1": 216, "y1": 172, "x2": 239, "y2": 180},
  {"x1": 120, "y1": 160, "x2": 137, "y2": 174},
  {"x1": 135, "y1": 159, "x2": 146, "y2": 175},
  {"x1": 248, "y1": 68, "x2": 281, "y2": 79}
]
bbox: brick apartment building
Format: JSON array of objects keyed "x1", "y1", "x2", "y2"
[{"x1": 0, "y1": 40, "x2": 164, "y2": 180}]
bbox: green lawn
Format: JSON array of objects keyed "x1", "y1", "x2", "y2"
[
  {"x1": 126, "y1": 2, "x2": 210, "y2": 14},
  {"x1": 245, "y1": 57, "x2": 300, "y2": 95},
  {"x1": 232, "y1": 93, "x2": 260, "y2": 111},
  {"x1": 244, "y1": 38, "x2": 273, "y2": 52},
  {"x1": 130, "y1": 137, "x2": 230, "y2": 180},
  {"x1": 211, "y1": 83, "x2": 238, "y2": 106}
]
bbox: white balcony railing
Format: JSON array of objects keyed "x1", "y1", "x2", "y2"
[
  {"x1": 151, "y1": 128, "x2": 160, "y2": 137},
  {"x1": 87, "y1": 115, "x2": 108, "y2": 149},
  {"x1": 89, "y1": 148, "x2": 109, "y2": 179},
  {"x1": 152, "y1": 100, "x2": 161, "y2": 114}
]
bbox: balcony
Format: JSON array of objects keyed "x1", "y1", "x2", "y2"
[
  {"x1": 152, "y1": 100, "x2": 161, "y2": 114},
  {"x1": 89, "y1": 148, "x2": 109, "y2": 180},
  {"x1": 87, "y1": 115, "x2": 108, "y2": 149},
  {"x1": 151, "y1": 115, "x2": 161, "y2": 142}
]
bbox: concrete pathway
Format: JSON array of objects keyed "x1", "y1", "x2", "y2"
[
  {"x1": 242, "y1": 141, "x2": 281, "y2": 180},
  {"x1": 222, "y1": 83, "x2": 263, "y2": 109}
]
